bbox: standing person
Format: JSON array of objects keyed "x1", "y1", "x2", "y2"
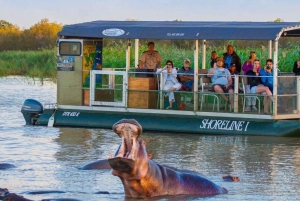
[
  {"x1": 246, "y1": 59, "x2": 273, "y2": 114},
  {"x1": 242, "y1": 51, "x2": 256, "y2": 75},
  {"x1": 293, "y1": 52, "x2": 300, "y2": 70},
  {"x1": 139, "y1": 42, "x2": 162, "y2": 71},
  {"x1": 293, "y1": 59, "x2": 300, "y2": 76},
  {"x1": 157, "y1": 60, "x2": 181, "y2": 109},
  {"x1": 177, "y1": 58, "x2": 194, "y2": 91},
  {"x1": 223, "y1": 45, "x2": 242, "y2": 73},
  {"x1": 244, "y1": 58, "x2": 261, "y2": 111},
  {"x1": 207, "y1": 57, "x2": 234, "y2": 110},
  {"x1": 210, "y1": 51, "x2": 218, "y2": 68}
]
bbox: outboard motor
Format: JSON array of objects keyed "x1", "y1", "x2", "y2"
[{"x1": 21, "y1": 99, "x2": 43, "y2": 125}]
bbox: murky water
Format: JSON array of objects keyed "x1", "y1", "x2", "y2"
[{"x1": 0, "y1": 77, "x2": 300, "y2": 201}]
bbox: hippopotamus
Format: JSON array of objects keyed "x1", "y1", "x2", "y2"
[
  {"x1": 0, "y1": 163, "x2": 16, "y2": 170},
  {"x1": 80, "y1": 159, "x2": 111, "y2": 170},
  {"x1": 222, "y1": 175, "x2": 240, "y2": 182},
  {"x1": 0, "y1": 188, "x2": 82, "y2": 201},
  {"x1": 108, "y1": 119, "x2": 228, "y2": 198}
]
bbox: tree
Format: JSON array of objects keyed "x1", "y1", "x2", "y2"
[{"x1": 24, "y1": 18, "x2": 63, "y2": 50}]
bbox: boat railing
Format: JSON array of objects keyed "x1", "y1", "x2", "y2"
[{"x1": 88, "y1": 69, "x2": 300, "y2": 119}]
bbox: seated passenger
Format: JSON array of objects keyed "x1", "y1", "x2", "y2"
[
  {"x1": 242, "y1": 51, "x2": 256, "y2": 75},
  {"x1": 210, "y1": 51, "x2": 218, "y2": 68},
  {"x1": 246, "y1": 59, "x2": 273, "y2": 114},
  {"x1": 207, "y1": 57, "x2": 234, "y2": 110},
  {"x1": 157, "y1": 60, "x2": 181, "y2": 109},
  {"x1": 229, "y1": 63, "x2": 239, "y2": 89},
  {"x1": 177, "y1": 58, "x2": 194, "y2": 91},
  {"x1": 260, "y1": 59, "x2": 274, "y2": 92},
  {"x1": 244, "y1": 58, "x2": 260, "y2": 111},
  {"x1": 293, "y1": 58, "x2": 300, "y2": 76}
]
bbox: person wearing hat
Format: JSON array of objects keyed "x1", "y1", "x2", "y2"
[
  {"x1": 139, "y1": 42, "x2": 162, "y2": 71},
  {"x1": 177, "y1": 58, "x2": 194, "y2": 91},
  {"x1": 293, "y1": 58, "x2": 300, "y2": 76},
  {"x1": 207, "y1": 57, "x2": 234, "y2": 110}
]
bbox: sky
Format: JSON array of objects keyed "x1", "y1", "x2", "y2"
[{"x1": 0, "y1": 0, "x2": 300, "y2": 29}]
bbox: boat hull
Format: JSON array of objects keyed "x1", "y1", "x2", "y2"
[{"x1": 35, "y1": 108, "x2": 300, "y2": 137}]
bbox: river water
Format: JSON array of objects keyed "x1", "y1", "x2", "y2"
[{"x1": 0, "y1": 77, "x2": 300, "y2": 201}]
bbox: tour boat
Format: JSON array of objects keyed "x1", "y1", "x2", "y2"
[{"x1": 21, "y1": 21, "x2": 300, "y2": 137}]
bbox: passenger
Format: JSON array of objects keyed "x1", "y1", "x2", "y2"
[
  {"x1": 177, "y1": 58, "x2": 194, "y2": 91},
  {"x1": 293, "y1": 52, "x2": 300, "y2": 71},
  {"x1": 223, "y1": 45, "x2": 242, "y2": 73},
  {"x1": 139, "y1": 42, "x2": 162, "y2": 71},
  {"x1": 260, "y1": 59, "x2": 274, "y2": 92},
  {"x1": 229, "y1": 63, "x2": 239, "y2": 89},
  {"x1": 242, "y1": 51, "x2": 256, "y2": 75},
  {"x1": 157, "y1": 60, "x2": 182, "y2": 109},
  {"x1": 207, "y1": 57, "x2": 234, "y2": 110},
  {"x1": 210, "y1": 51, "x2": 218, "y2": 68},
  {"x1": 244, "y1": 58, "x2": 261, "y2": 111},
  {"x1": 293, "y1": 58, "x2": 300, "y2": 76},
  {"x1": 246, "y1": 59, "x2": 273, "y2": 114}
]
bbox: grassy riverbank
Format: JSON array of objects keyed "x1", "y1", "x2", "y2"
[
  {"x1": 0, "y1": 49, "x2": 57, "y2": 81},
  {"x1": 0, "y1": 41, "x2": 299, "y2": 81}
]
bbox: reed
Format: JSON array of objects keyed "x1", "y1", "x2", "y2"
[{"x1": 0, "y1": 49, "x2": 56, "y2": 81}]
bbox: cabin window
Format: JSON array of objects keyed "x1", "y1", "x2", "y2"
[{"x1": 58, "y1": 41, "x2": 82, "y2": 56}]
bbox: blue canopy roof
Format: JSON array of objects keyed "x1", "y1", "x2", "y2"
[{"x1": 58, "y1": 21, "x2": 300, "y2": 40}]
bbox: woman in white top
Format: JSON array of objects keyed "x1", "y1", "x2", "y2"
[{"x1": 157, "y1": 60, "x2": 182, "y2": 109}]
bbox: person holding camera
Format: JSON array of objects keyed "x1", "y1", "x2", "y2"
[
  {"x1": 207, "y1": 57, "x2": 234, "y2": 111},
  {"x1": 246, "y1": 59, "x2": 273, "y2": 114},
  {"x1": 260, "y1": 59, "x2": 274, "y2": 92},
  {"x1": 157, "y1": 60, "x2": 181, "y2": 109}
]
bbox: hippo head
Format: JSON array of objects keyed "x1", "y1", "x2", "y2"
[{"x1": 108, "y1": 119, "x2": 149, "y2": 176}]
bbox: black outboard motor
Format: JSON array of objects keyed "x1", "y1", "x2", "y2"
[{"x1": 21, "y1": 99, "x2": 43, "y2": 125}]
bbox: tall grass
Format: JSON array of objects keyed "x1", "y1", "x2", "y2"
[
  {"x1": 0, "y1": 40, "x2": 299, "y2": 82},
  {"x1": 0, "y1": 49, "x2": 56, "y2": 82}
]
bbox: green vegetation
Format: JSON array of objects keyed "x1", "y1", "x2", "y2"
[
  {"x1": 0, "y1": 19, "x2": 300, "y2": 81},
  {"x1": 0, "y1": 49, "x2": 57, "y2": 81},
  {"x1": 1, "y1": 40, "x2": 300, "y2": 81}
]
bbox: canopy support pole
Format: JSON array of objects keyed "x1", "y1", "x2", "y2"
[
  {"x1": 202, "y1": 40, "x2": 206, "y2": 69},
  {"x1": 273, "y1": 40, "x2": 278, "y2": 116},
  {"x1": 268, "y1": 40, "x2": 272, "y2": 59},
  {"x1": 135, "y1": 39, "x2": 139, "y2": 68},
  {"x1": 125, "y1": 39, "x2": 131, "y2": 108},
  {"x1": 194, "y1": 40, "x2": 199, "y2": 111}
]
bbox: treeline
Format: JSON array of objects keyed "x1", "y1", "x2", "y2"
[{"x1": 0, "y1": 19, "x2": 62, "y2": 51}]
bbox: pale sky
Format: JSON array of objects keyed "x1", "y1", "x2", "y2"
[{"x1": 1, "y1": 0, "x2": 299, "y2": 29}]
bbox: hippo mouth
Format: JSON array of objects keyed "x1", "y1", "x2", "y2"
[{"x1": 108, "y1": 119, "x2": 142, "y2": 172}]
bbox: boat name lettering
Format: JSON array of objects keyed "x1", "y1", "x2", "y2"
[
  {"x1": 199, "y1": 119, "x2": 250, "y2": 132},
  {"x1": 102, "y1": 28, "x2": 125, "y2": 36},
  {"x1": 62, "y1": 112, "x2": 80, "y2": 117},
  {"x1": 167, "y1": 33, "x2": 185, "y2": 36}
]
